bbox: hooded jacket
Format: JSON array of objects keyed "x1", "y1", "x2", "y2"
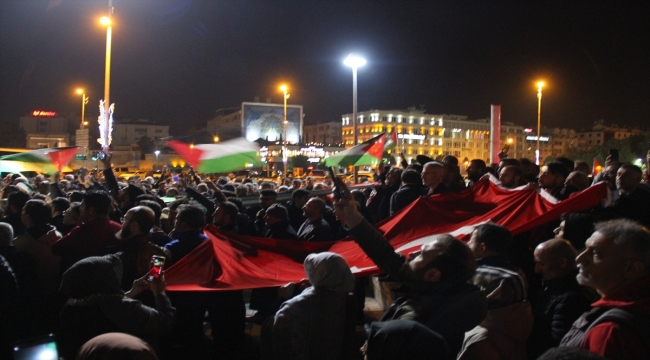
[
  {"x1": 270, "y1": 252, "x2": 356, "y2": 360},
  {"x1": 58, "y1": 255, "x2": 175, "y2": 359}
]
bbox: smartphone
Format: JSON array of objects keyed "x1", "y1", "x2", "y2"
[
  {"x1": 149, "y1": 255, "x2": 165, "y2": 281},
  {"x1": 328, "y1": 166, "x2": 351, "y2": 200},
  {"x1": 13, "y1": 334, "x2": 58, "y2": 360},
  {"x1": 80, "y1": 167, "x2": 87, "y2": 178},
  {"x1": 501, "y1": 144, "x2": 510, "y2": 154},
  {"x1": 96, "y1": 151, "x2": 106, "y2": 160},
  {"x1": 609, "y1": 148, "x2": 619, "y2": 162}
]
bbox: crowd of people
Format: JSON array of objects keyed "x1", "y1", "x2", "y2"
[{"x1": 0, "y1": 149, "x2": 649, "y2": 360}]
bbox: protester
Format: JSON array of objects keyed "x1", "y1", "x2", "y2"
[
  {"x1": 287, "y1": 189, "x2": 309, "y2": 231},
  {"x1": 498, "y1": 165, "x2": 523, "y2": 189},
  {"x1": 263, "y1": 203, "x2": 297, "y2": 240},
  {"x1": 58, "y1": 254, "x2": 175, "y2": 359},
  {"x1": 390, "y1": 169, "x2": 423, "y2": 215},
  {"x1": 421, "y1": 161, "x2": 449, "y2": 195},
  {"x1": 13, "y1": 199, "x2": 61, "y2": 295},
  {"x1": 51, "y1": 190, "x2": 122, "y2": 274},
  {"x1": 554, "y1": 213, "x2": 594, "y2": 250},
  {"x1": 529, "y1": 239, "x2": 598, "y2": 358},
  {"x1": 466, "y1": 159, "x2": 487, "y2": 188},
  {"x1": 539, "y1": 162, "x2": 571, "y2": 200},
  {"x1": 297, "y1": 197, "x2": 332, "y2": 241},
  {"x1": 114, "y1": 206, "x2": 169, "y2": 293},
  {"x1": 459, "y1": 223, "x2": 532, "y2": 360},
  {"x1": 265, "y1": 252, "x2": 356, "y2": 359},
  {"x1": 560, "y1": 219, "x2": 650, "y2": 359},
  {"x1": 76, "y1": 333, "x2": 158, "y2": 360},
  {"x1": 605, "y1": 164, "x2": 650, "y2": 227},
  {"x1": 334, "y1": 196, "x2": 486, "y2": 355},
  {"x1": 1, "y1": 191, "x2": 31, "y2": 236}
]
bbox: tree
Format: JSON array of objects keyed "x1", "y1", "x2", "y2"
[
  {"x1": 564, "y1": 135, "x2": 648, "y2": 165},
  {"x1": 137, "y1": 136, "x2": 155, "y2": 158},
  {"x1": 290, "y1": 155, "x2": 310, "y2": 172}
]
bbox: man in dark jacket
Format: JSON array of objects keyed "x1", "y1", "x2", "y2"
[
  {"x1": 287, "y1": 189, "x2": 309, "y2": 232},
  {"x1": 390, "y1": 169, "x2": 423, "y2": 215},
  {"x1": 263, "y1": 204, "x2": 297, "y2": 240},
  {"x1": 297, "y1": 198, "x2": 332, "y2": 241},
  {"x1": 334, "y1": 196, "x2": 486, "y2": 355},
  {"x1": 528, "y1": 239, "x2": 598, "y2": 358}
]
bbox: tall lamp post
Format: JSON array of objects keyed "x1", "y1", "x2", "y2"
[
  {"x1": 344, "y1": 54, "x2": 366, "y2": 184},
  {"x1": 99, "y1": 1, "x2": 113, "y2": 152},
  {"x1": 280, "y1": 85, "x2": 290, "y2": 177},
  {"x1": 536, "y1": 81, "x2": 544, "y2": 165},
  {"x1": 76, "y1": 89, "x2": 89, "y2": 129}
]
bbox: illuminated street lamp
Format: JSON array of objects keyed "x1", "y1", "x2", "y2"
[
  {"x1": 344, "y1": 54, "x2": 366, "y2": 184},
  {"x1": 154, "y1": 150, "x2": 160, "y2": 171},
  {"x1": 99, "y1": 2, "x2": 114, "y2": 152},
  {"x1": 536, "y1": 81, "x2": 544, "y2": 165},
  {"x1": 280, "y1": 85, "x2": 290, "y2": 177},
  {"x1": 76, "y1": 89, "x2": 89, "y2": 129},
  {"x1": 213, "y1": 136, "x2": 220, "y2": 143}
]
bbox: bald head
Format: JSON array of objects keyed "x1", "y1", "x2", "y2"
[
  {"x1": 534, "y1": 239, "x2": 578, "y2": 281},
  {"x1": 0, "y1": 222, "x2": 13, "y2": 246}
]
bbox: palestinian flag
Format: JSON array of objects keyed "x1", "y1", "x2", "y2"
[
  {"x1": 384, "y1": 126, "x2": 398, "y2": 152},
  {"x1": 167, "y1": 138, "x2": 262, "y2": 173},
  {"x1": 0, "y1": 147, "x2": 78, "y2": 174},
  {"x1": 325, "y1": 133, "x2": 386, "y2": 167}
]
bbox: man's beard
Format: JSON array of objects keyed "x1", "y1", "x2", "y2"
[{"x1": 116, "y1": 226, "x2": 132, "y2": 240}]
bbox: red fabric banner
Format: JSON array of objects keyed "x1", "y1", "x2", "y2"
[{"x1": 165, "y1": 179, "x2": 608, "y2": 291}]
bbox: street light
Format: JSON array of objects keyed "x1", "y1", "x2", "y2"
[
  {"x1": 99, "y1": 3, "x2": 113, "y2": 152},
  {"x1": 344, "y1": 54, "x2": 366, "y2": 184},
  {"x1": 213, "y1": 136, "x2": 220, "y2": 143},
  {"x1": 76, "y1": 89, "x2": 89, "y2": 129},
  {"x1": 280, "y1": 85, "x2": 290, "y2": 177},
  {"x1": 536, "y1": 81, "x2": 545, "y2": 165},
  {"x1": 154, "y1": 150, "x2": 160, "y2": 171}
]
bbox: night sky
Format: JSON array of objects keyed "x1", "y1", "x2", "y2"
[{"x1": 1, "y1": 0, "x2": 649, "y2": 136}]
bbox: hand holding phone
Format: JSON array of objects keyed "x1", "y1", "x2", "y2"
[
  {"x1": 609, "y1": 148, "x2": 619, "y2": 162},
  {"x1": 329, "y1": 167, "x2": 351, "y2": 200},
  {"x1": 149, "y1": 255, "x2": 165, "y2": 281}
]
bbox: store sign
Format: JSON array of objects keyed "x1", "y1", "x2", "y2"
[
  {"x1": 398, "y1": 134, "x2": 426, "y2": 140},
  {"x1": 32, "y1": 110, "x2": 57, "y2": 117},
  {"x1": 526, "y1": 136, "x2": 549, "y2": 141}
]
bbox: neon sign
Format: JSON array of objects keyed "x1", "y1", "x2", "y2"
[{"x1": 32, "y1": 110, "x2": 57, "y2": 117}]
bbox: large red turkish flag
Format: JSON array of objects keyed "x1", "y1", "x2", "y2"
[{"x1": 165, "y1": 178, "x2": 607, "y2": 291}]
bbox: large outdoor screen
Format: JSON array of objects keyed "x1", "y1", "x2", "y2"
[{"x1": 242, "y1": 102, "x2": 302, "y2": 144}]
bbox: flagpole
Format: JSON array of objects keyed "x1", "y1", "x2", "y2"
[{"x1": 344, "y1": 54, "x2": 366, "y2": 184}]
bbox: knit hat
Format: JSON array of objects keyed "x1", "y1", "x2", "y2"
[
  {"x1": 265, "y1": 203, "x2": 288, "y2": 220},
  {"x1": 60, "y1": 254, "x2": 123, "y2": 298}
]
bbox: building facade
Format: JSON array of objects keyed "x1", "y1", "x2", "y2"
[
  {"x1": 19, "y1": 111, "x2": 76, "y2": 148},
  {"x1": 303, "y1": 122, "x2": 342, "y2": 145},
  {"x1": 112, "y1": 119, "x2": 169, "y2": 147},
  {"x1": 341, "y1": 108, "x2": 508, "y2": 165}
]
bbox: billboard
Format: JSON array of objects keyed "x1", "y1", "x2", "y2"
[{"x1": 242, "y1": 102, "x2": 302, "y2": 144}]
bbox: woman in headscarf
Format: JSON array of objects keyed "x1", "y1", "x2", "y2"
[
  {"x1": 58, "y1": 254, "x2": 175, "y2": 359},
  {"x1": 266, "y1": 252, "x2": 356, "y2": 360}
]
